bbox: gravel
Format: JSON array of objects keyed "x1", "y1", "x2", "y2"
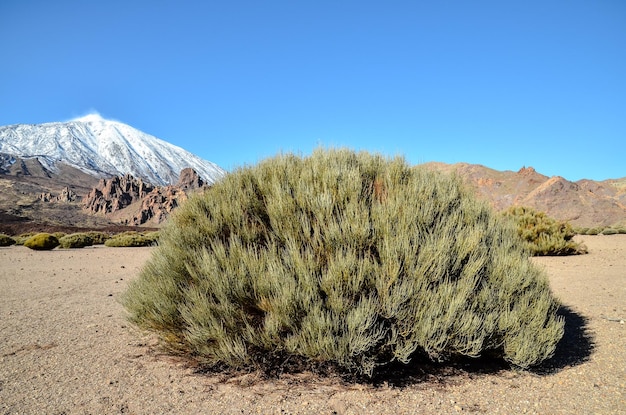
[{"x1": 1, "y1": 236, "x2": 624, "y2": 414}]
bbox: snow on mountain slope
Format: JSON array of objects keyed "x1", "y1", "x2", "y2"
[{"x1": 0, "y1": 114, "x2": 226, "y2": 186}]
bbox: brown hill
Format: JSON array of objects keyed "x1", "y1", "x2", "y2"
[{"x1": 423, "y1": 162, "x2": 626, "y2": 228}]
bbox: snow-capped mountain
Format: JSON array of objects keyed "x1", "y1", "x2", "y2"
[{"x1": 0, "y1": 114, "x2": 226, "y2": 186}]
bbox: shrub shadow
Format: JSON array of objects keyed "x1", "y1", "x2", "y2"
[
  {"x1": 530, "y1": 305, "x2": 594, "y2": 375},
  {"x1": 369, "y1": 305, "x2": 594, "y2": 387},
  {"x1": 368, "y1": 352, "x2": 508, "y2": 388},
  {"x1": 185, "y1": 305, "x2": 594, "y2": 388}
]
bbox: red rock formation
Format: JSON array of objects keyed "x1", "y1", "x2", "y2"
[
  {"x1": 82, "y1": 169, "x2": 208, "y2": 225},
  {"x1": 177, "y1": 167, "x2": 206, "y2": 190},
  {"x1": 130, "y1": 186, "x2": 188, "y2": 225},
  {"x1": 82, "y1": 174, "x2": 155, "y2": 215},
  {"x1": 39, "y1": 187, "x2": 79, "y2": 203}
]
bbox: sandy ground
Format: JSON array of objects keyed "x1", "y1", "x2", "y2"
[{"x1": 0, "y1": 236, "x2": 624, "y2": 414}]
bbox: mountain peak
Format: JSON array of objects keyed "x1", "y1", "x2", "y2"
[
  {"x1": 517, "y1": 166, "x2": 536, "y2": 175},
  {"x1": 72, "y1": 113, "x2": 106, "y2": 123},
  {"x1": 0, "y1": 117, "x2": 226, "y2": 186}
]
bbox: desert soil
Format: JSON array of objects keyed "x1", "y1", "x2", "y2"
[{"x1": 1, "y1": 236, "x2": 624, "y2": 414}]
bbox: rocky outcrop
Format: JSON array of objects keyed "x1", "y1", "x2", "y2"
[
  {"x1": 82, "y1": 174, "x2": 154, "y2": 215},
  {"x1": 177, "y1": 167, "x2": 206, "y2": 190},
  {"x1": 82, "y1": 168, "x2": 208, "y2": 225},
  {"x1": 39, "y1": 187, "x2": 79, "y2": 203},
  {"x1": 128, "y1": 168, "x2": 206, "y2": 225},
  {"x1": 130, "y1": 186, "x2": 187, "y2": 225}
]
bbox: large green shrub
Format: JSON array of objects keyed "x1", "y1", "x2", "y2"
[
  {"x1": 58, "y1": 233, "x2": 94, "y2": 249},
  {"x1": 0, "y1": 234, "x2": 16, "y2": 247},
  {"x1": 23, "y1": 233, "x2": 59, "y2": 250},
  {"x1": 502, "y1": 207, "x2": 587, "y2": 256},
  {"x1": 122, "y1": 150, "x2": 564, "y2": 376}
]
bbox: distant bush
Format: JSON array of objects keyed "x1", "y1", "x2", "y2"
[
  {"x1": 123, "y1": 149, "x2": 564, "y2": 377},
  {"x1": 14, "y1": 232, "x2": 38, "y2": 245},
  {"x1": 52, "y1": 232, "x2": 67, "y2": 239},
  {"x1": 105, "y1": 232, "x2": 158, "y2": 247},
  {"x1": 143, "y1": 231, "x2": 160, "y2": 244},
  {"x1": 58, "y1": 233, "x2": 94, "y2": 249},
  {"x1": 114, "y1": 231, "x2": 140, "y2": 237},
  {"x1": 86, "y1": 231, "x2": 110, "y2": 245},
  {"x1": 502, "y1": 207, "x2": 587, "y2": 256},
  {"x1": 23, "y1": 233, "x2": 60, "y2": 251},
  {"x1": 584, "y1": 227, "x2": 601, "y2": 235},
  {"x1": 0, "y1": 234, "x2": 16, "y2": 247},
  {"x1": 601, "y1": 228, "x2": 619, "y2": 235}
]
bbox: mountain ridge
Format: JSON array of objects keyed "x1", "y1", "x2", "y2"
[{"x1": 423, "y1": 162, "x2": 626, "y2": 228}]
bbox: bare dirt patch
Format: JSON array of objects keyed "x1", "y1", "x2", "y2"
[{"x1": 1, "y1": 236, "x2": 624, "y2": 414}]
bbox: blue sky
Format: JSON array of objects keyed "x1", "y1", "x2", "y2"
[{"x1": 1, "y1": 0, "x2": 624, "y2": 181}]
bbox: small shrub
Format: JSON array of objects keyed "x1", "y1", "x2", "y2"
[
  {"x1": 86, "y1": 231, "x2": 110, "y2": 245},
  {"x1": 502, "y1": 207, "x2": 587, "y2": 256},
  {"x1": 115, "y1": 231, "x2": 140, "y2": 237},
  {"x1": 52, "y1": 232, "x2": 67, "y2": 239},
  {"x1": 143, "y1": 231, "x2": 160, "y2": 243},
  {"x1": 23, "y1": 233, "x2": 59, "y2": 250},
  {"x1": 601, "y1": 228, "x2": 619, "y2": 235},
  {"x1": 0, "y1": 234, "x2": 16, "y2": 247},
  {"x1": 58, "y1": 233, "x2": 94, "y2": 249},
  {"x1": 123, "y1": 149, "x2": 564, "y2": 376},
  {"x1": 574, "y1": 227, "x2": 588, "y2": 235},
  {"x1": 14, "y1": 232, "x2": 37, "y2": 245},
  {"x1": 105, "y1": 232, "x2": 157, "y2": 247},
  {"x1": 585, "y1": 227, "x2": 601, "y2": 235}
]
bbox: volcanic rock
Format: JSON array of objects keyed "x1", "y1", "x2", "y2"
[
  {"x1": 39, "y1": 187, "x2": 79, "y2": 203},
  {"x1": 83, "y1": 168, "x2": 208, "y2": 225},
  {"x1": 83, "y1": 174, "x2": 155, "y2": 215}
]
